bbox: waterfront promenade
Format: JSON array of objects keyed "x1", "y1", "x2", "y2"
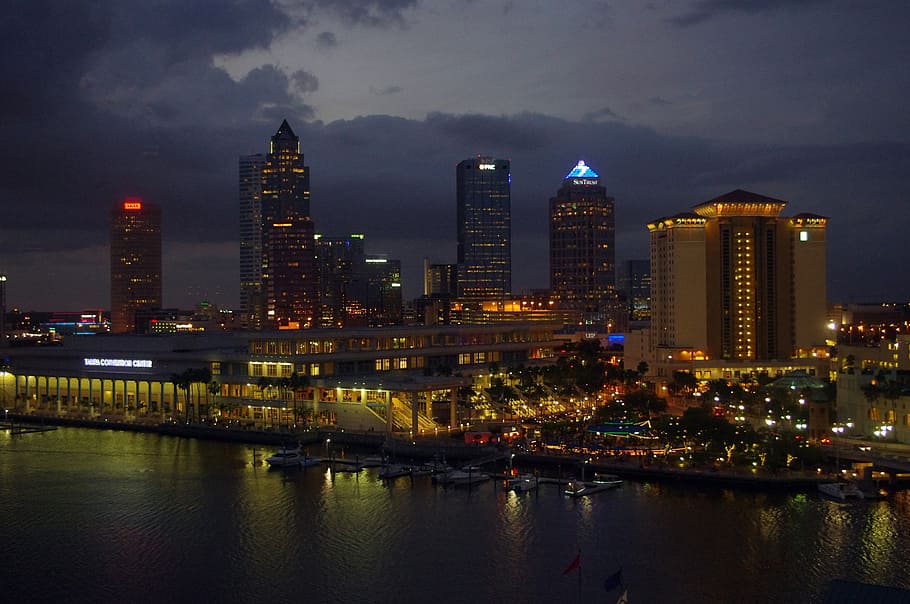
[{"x1": 2, "y1": 411, "x2": 846, "y2": 491}]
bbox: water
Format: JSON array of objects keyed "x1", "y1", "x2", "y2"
[{"x1": 2, "y1": 428, "x2": 909, "y2": 603}]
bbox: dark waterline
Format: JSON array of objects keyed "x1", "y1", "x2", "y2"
[{"x1": 2, "y1": 428, "x2": 909, "y2": 603}]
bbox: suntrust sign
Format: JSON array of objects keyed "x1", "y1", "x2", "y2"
[{"x1": 84, "y1": 358, "x2": 153, "y2": 368}]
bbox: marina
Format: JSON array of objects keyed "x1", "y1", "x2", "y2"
[{"x1": 3, "y1": 427, "x2": 910, "y2": 602}]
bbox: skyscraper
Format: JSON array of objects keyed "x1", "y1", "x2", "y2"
[
  {"x1": 315, "y1": 234, "x2": 366, "y2": 328},
  {"x1": 647, "y1": 189, "x2": 828, "y2": 362},
  {"x1": 549, "y1": 160, "x2": 615, "y2": 314},
  {"x1": 619, "y1": 259, "x2": 651, "y2": 322},
  {"x1": 240, "y1": 120, "x2": 316, "y2": 330},
  {"x1": 110, "y1": 198, "x2": 161, "y2": 334},
  {"x1": 239, "y1": 153, "x2": 264, "y2": 328},
  {"x1": 456, "y1": 156, "x2": 511, "y2": 299}
]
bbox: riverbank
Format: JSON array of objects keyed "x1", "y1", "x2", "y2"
[{"x1": 4, "y1": 412, "x2": 838, "y2": 490}]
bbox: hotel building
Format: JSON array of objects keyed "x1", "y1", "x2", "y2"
[
  {"x1": 456, "y1": 156, "x2": 511, "y2": 299},
  {"x1": 632, "y1": 189, "x2": 829, "y2": 382},
  {"x1": 110, "y1": 199, "x2": 161, "y2": 334}
]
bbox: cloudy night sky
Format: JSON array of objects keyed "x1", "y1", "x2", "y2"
[{"x1": 1, "y1": 0, "x2": 908, "y2": 311}]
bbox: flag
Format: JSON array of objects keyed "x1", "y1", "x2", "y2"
[
  {"x1": 604, "y1": 568, "x2": 624, "y2": 591},
  {"x1": 563, "y1": 552, "x2": 581, "y2": 575}
]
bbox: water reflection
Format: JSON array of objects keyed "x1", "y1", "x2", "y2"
[{"x1": 2, "y1": 429, "x2": 910, "y2": 603}]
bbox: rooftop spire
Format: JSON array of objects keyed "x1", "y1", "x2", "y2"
[
  {"x1": 273, "y1": 119, "x2": 298, "y2": 141},
  {"x1": 565, "y1": 160, "x2": 600, "y2": 179}
]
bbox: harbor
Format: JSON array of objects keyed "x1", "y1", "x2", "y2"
[{"x1": 3, "y1": 426, "x2": 910, "y2": 603}]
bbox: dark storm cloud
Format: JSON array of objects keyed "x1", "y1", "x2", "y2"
[
  {"x1": 425, "y1": 112, "x2": 560, "y2": 153},
  {"x1": 316, "y1": 31, "x2": 339, "y2": 48},
  {"x1": 584, "y1": 106, "x2": 624, "y2": 122},
  {"x1": 671, "y1": 0, "x2": 828, "y2": 27},
  {"x1": 309, "y1": 0, "x2": 418, "y2": 26},
  {"x1": 370, "y1": 85, "x2": 403, "y2": 96},
  {"x1": 291, "y1": 70, "x2": 320, "y2": 95},
  {"x1": 0, "y1": 2, "x2": 109, "y2": 118}
]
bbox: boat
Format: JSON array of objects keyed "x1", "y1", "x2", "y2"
[
  {"x1": 818, "y1": 482, "x2": 864, "y2": 500},
  {"x1": 434, "y1": 467, "x2": 490, "y2": 486},
  {"x1": 507, "y1": 473, "x2": 539, "y2": 492},
  {"x1": 378, "y1": 464, "x2": 413, "y2": 480},
  {"x1": 265, "y1": 446, "x2": 322, "y2": 469},
  {"x1": 564, "y1": 474, "x2": 623, "y2": 498}
]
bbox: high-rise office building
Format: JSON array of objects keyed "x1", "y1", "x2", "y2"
[
  {"x1": 549, "y1": 160, "x2": 615, "y2": 313},
  {"x1": 110, "y1": 198, "x2": 161, "y2": 334},
  {"x1": 241, "y1": 120, "x2": 316, "y2": 330},
  {"x1": 647, "y1": 189, "x2": 827, "y2": 363},
  {"x1": 362, "y1": 255, "x2": 403, "y2": 327},
  {"x1": 239, "y1": 153, "x2": 264, "y2": 328},
  {"x1": 315, "y1": 235, "x2": 403, "y2": 328},
  {"x1": 456, "y1": 156, "x2": 511, "y2": 299},
  {"x1": 619, "y1": 259, "x2": 651, "y2": 322},
  {"x1": 423, "y1": 259, "x2": 458, "y2": 297},
  {"x1": 315, "y1": 234, "x2": 366, "y2": 328}
]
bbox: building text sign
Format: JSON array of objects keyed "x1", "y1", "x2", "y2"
[{"x1": 84, "y1": 358, "x2": 153, "y2": 368}]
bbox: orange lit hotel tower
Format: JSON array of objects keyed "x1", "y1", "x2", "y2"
[
  {"x1": 647, "y1": 190, "x2": 827, "y2": 368},
  {"x1": 240, "y1": 120, "x2": 317, "y2": 330},
  {"x1": 110, "y1": 199, "x2": 162, "y2": 334}
]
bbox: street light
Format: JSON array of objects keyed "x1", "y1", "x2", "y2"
[{"x1": 0, "y1": 274, "x2": 6, "y2": 348}]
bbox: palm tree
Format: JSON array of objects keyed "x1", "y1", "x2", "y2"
[{"x1": 287, "y1": 372, "x2": 309, "y2": 429}]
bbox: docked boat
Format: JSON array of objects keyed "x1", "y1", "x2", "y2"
[
  {"x1": 435, "y1": 467, "x2": 490, "y2": 486},
  {"x1": 378, "y1": 464, "x2": 413, "y2": 480},
  {"x1": 818, "y1": 481, "x2": 864, "y2": 500},
  {"x1": 507, "y1": 474, "x2": 539, "y2": 492},
  {"x1": 565, "y1": 474, "x2": 623, "y2": 498},
  {"x1": 265, "y1": 447, "x2": 322, "y2": 469}
]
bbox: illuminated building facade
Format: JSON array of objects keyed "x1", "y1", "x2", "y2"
[
  {"x1": 456, "y1": 156, "x2": 511, "y2": 298},
  {"x1": 619, "y1": 260, "x2": 651, "y2": 322},
  {"x1": 239, "y1": 154, "x2": 264, "y2": 328},
  {"x1": 423, "y1": 260, "x2": 458, "y2": 297},
  {"x1": 5, "y1": 323, "x2": 562, "y2": 433},
  {"x1": 242, "y1": 120, "x2": 316, "y2": 330},
  {"x1": 315, "y1": 234, "x2": 366, "y2": 328},
  {"x1": 549, "y1": 160, "x2": 615, "y2": 313},
  {"x1": 315, "y1": 235, "x2": 402, "y2": 328},
  {"x1": 644, "y1": 189, "x2": 828, "y2": 378},
  {"x1": 110, "y1": 199, "x2": 161, "y2": 334}
]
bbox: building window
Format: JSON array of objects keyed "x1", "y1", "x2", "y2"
[{"x1": 799, "y1": 230, "x2": 808, "y2": 242}]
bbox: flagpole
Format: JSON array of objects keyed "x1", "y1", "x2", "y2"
[{"x1": 577, "y1": 549, "x2": 582, "y2": 604}]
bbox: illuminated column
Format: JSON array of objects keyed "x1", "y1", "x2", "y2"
[
  {"x1": 385, "y1": 391, "x2": 392, "y2": 434},
  {"x1": 410, "y1": 391, "x2": 419, "y2": 436},
  {"x1": 55, "y1": 378, "x2": 62, "y2": 413},
  {"x1": 450, "y1": 388, "x2": 457, "y2": 428}
]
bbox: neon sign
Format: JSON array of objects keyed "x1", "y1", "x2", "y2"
[
  {"x1": 123, "y1": 200, "x2": 142, "y2": 210},
  {"x1": 84, "y1": 358, "x2": 153, "y2": 368}
]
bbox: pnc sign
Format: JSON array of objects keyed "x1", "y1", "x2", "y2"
[{"x1": 478, "y1": 164, "x2": 496, "y2": 170}]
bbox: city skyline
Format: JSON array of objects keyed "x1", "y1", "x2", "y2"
[{"x1": 1, "y1": 1, "x2": 909, "y2": 310}]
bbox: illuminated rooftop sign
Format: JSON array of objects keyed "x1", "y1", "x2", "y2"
[
  {"x1": 565, "y1": 160, "x2": 600, "y2": 180},
  {"x1": 84, "y1": 358, "x2": 153, "y2": 368},
  {"x1": 478, "y1": 163, "x2": 496, "y2": 170},
  {"x1": 123, "y1": 199, "x2": 142, "y2": 211}
]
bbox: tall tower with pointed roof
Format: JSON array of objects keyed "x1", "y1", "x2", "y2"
[
  {"x1": 549, "y1": 160, "x2": 616, "y2": 319},
  {"x1": 240, "y1": 120, "x2": 316, "y2": 330}
]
